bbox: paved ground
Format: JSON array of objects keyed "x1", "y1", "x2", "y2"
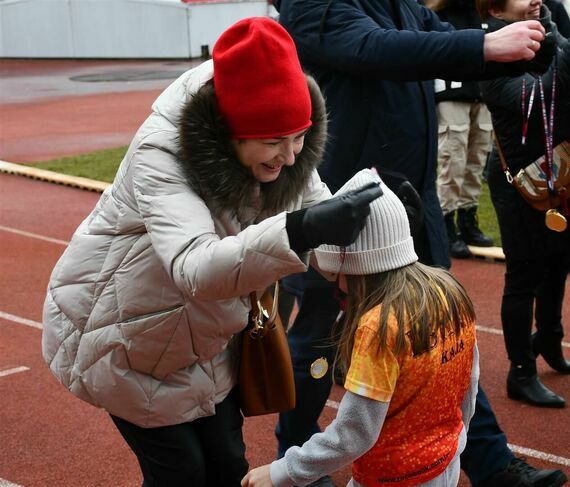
[{"x1": 0, "y1": 60, "x2": 568, "y2": 487}]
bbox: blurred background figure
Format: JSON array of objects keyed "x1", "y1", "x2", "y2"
[{"x1": 429, "y1": 0, "x2": 495, "y2": 259}]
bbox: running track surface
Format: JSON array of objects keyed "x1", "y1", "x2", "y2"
[{"x1": 0, "y1": 60, "x2": 568, "y2": 487}]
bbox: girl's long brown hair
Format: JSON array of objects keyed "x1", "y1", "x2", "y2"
[{"x1": 335, "y1": 262, "x2": 475, "y2": 374}]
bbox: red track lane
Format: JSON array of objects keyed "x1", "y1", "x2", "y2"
[{"x1": 1, "y1": 173, "x2": 568, "y2": 487}]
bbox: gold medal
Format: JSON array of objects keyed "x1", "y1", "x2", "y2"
[
  {"x1": 545, "y1": 209, "x2": 567, "y2": 232},
  {"x1": 310, "y1": 357, "x2": 329, "y2": 379}
]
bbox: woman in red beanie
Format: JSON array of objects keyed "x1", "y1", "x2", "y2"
[{"x1": 41, "y1": 16, "x2": 381, "y2": 487}]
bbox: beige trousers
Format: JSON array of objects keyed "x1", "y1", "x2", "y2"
[{"x1": 436, "y1": 101, "x2": 492, "y2": 215}]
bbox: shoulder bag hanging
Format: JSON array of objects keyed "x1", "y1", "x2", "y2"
[{"x1": 238, "y1": 282, "x2": 296, "y2": 417}]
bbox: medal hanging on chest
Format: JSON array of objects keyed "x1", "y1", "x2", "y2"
[{"x1": 535, "y1": 61, "x2": 567, "y2": 232}]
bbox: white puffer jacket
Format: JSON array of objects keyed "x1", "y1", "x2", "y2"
[{"x1": 42, "y1": 60, "x2": 330, "y2": 427}]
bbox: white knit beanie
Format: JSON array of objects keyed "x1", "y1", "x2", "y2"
[{"x1": 314, "y1": 169, "x2": 418, "y2": 275}]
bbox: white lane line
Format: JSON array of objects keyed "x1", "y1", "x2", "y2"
[
  {"x1": 508, "y1": 444, "x2": 570, "y2": 468},
  {"x1": 0, "y1": 311, "x2": 43, "y2": 330},
  {"x1": 0, "y1": 224, "x2": 69, "y2": 246},
  {"x1": 0, "y1": 366, "x2": 30, "y2": 378},
  {"x1": 326, "y1": 400, "x2": 570, "y2": 467},
  {"x1": 0, "y1": 480, "x2": 24, "y2": 487},
  {"x1": 477, "y1": 325, "x2": 570, "y2": 348}
]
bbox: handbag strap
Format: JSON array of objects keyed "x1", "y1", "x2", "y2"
[
  {"x1": 492, "y1": 129, "x2": 515, "y2": 184},
  {"x1": 249, "y1": 282, "x2": 280, "y2": 330}
]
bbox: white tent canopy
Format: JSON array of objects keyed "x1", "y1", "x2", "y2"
[{"x1": 0, "y1": 0, "x2": 271, "y2": 58}]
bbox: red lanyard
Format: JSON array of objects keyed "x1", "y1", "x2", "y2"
[
  {"x1": 521, "y1": 78, "x2": 536, "y2": 145},
  {"x1": 536, "y1": 58, "x2": 557, "y2": 193},
  {"x1": 333, "y1": 247, "x2": 348, "y2": 315}
]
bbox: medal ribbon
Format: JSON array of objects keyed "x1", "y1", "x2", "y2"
[
  {"x1": 536, "y1": 59, "x2": 557, "y2": 194},
  {"x1": 333, "y1": 247, "x2": 348, "y2": 316},
  {"x1": 521, "y1": 78, "x2": 536, "y2": 145}
]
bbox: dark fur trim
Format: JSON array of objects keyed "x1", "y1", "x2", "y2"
[{"x1": 177, "y1": 76, "x2": 327, "y2": 222}]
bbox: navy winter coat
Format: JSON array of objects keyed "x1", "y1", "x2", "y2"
[{"x1": 275, "y1": 0, "x2": 491, "y2": 267}]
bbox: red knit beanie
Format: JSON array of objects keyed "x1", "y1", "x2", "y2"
[{"x1": 213, "y1": 17, "x2": 312, "y2": 139}]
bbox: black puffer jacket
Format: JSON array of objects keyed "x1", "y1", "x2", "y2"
[{"x1": 481, "y1": 7, "x2": 570, "y2": 175}]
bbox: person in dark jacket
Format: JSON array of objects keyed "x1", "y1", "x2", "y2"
[
  {"x1": 272, "y1": 1, "x2": 567, "y2": 486},
  {"x1": 431, "y1": 0, "x2": 495, "y2": 258},
  {"x1": 478, "y1": 0, "x2": 570, "y2": 409}
]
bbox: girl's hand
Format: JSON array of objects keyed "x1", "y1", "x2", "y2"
[{"x1": 241, "y1": 464, "x2": 274, "y2": 487}]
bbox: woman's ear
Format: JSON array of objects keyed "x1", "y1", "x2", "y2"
[{"x1": 489, "y1": 7, "x2": 504, "y2": 18}]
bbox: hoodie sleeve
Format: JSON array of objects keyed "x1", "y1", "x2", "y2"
[
  {"x1": 131, "y1": 141, "x2": 309, "y2": 300},
  {"x1": 270, "y1": 391, "x2": 388, "y2": 487}
]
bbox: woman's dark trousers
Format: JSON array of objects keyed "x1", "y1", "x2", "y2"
[{"x1": 110, "y1": 388, "x2": 248, "y2": 487}]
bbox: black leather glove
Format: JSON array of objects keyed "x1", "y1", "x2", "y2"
[
  {"x1": 372, "y1": 167, "x2": 424, "y2": 239},
  {"x1": 396, "y1": 181, "x2": 424, "y2": 239},
  {"x1": 286, "y1": 182, "x2": 383, "y2": 253}
]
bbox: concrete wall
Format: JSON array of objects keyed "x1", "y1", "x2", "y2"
[{"x1": 0, "y1": 0, "x2": 270, "y2": 58}]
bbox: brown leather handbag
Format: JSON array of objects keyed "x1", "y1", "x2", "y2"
[{"x1": 238, "y1": 282, "x2": 296, "y2": 417}]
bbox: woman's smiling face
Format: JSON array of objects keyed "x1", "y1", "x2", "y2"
[
  {"x1": 491, "y1": 0, "x2": 542, "y2": 21},
  {"x1": 232, "y1": 128, "x2": 309, "y2": 183}
]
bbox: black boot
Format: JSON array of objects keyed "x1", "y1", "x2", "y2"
[
  {"x1": 477, "y1": 456, "x2": 568, "y2": 487},
  {"x1": 532, "y1": 333, "x2": 570, "y2": 374},
  {"x1": 507, "y1": 364, "x2": 565, "y2": 408},
  {"x1": 444, "y1": 211, "x2": 471, "y2": 259},
  {"x1": 457, "y1": 206, "x2": 494, "y2": 247}
]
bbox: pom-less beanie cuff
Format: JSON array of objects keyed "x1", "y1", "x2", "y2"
[
  {"x1": 212, "y1": 17, "x2": 312, "y2": 139},
  {"x1": 315, "y1": 237, "x2": 417, "y2": 275}
]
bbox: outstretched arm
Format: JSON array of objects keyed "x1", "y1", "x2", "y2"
[
  {"x1": 241, "y1": 392, "x2": 388, "y2": 487},
  {"x1": 279, "y1": 0, "x2": 545, "y2": 81}
]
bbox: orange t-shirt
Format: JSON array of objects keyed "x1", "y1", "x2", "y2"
[{"x1": 345, "y1": 305, "x2": 476, "y2": 486}]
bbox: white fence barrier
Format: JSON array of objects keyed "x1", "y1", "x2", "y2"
[{"x1": 0, "y1": 0, "x2": 271, "y2": 58}]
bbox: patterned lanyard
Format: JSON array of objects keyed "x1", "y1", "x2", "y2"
[
  {"x1": 333, "y1": 247, "x2": 348, "y2": 320},
  {"x1": 536, "y1": 58, "x2": 558, "y2": 193},
  {"x1": 521, "y1": 78, "x2": 536, "y2": 145}
]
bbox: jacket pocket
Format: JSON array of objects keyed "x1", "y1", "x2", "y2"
[{"x1": 118, "y1": 305, "x2": 188, "y2": 376}]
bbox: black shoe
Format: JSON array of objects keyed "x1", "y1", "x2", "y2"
[
  {"x1": 533, "y1": 333, "x2": 570, "y2": 374},
  {"x1": 445, "y1": 211, "x2": 472, "y2": 259},
  {"x1": 507, "y1": 366, "x2": 565, "y2": 408},
  {"x1": 450, "y1": 238, "x2": 471, "y2": 259},
  {"x1": 295, "y1": 475, "x2": 335, "y2": 487},
  {"x1": 477, "y1": 456, "x2": 568, "y2": 487},
  {"x1": 457, "y1": 206, "x2": 494, "y2": 247}
]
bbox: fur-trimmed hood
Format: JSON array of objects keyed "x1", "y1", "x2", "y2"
[{"x1": 178, "y1": 75, "x2": 327, "y2": 221}]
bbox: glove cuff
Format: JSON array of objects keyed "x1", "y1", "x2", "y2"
[{"x1": 286, "y1": 208, "x2": 311, "y2": 254}]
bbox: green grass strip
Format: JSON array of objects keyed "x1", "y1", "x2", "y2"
[{"x1": 32, "y1": 146, "x2": 128, "y2": 183}]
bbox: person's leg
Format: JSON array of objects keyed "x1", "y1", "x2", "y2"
[
  {"x1": 437, "y1": 101, "x2": 472, "y2": 260},
  {"x1": 276, "y1": 270, "x2": 340, "y2": 458},
  {"x1": 533, "y1": 251, "x2": 570, "y2": 373},
  {"x1": 459, "y1": 103, "x2": 491, "y2": 211},
  {"x1": 436, "y1": 100, "x2": 469, "y2": 216},
  {"x1": 461, "y1": 386, "x2": 513, "y2": 485},
  {"x1": 194, "y1": 387, "x2": 249, "y2": 487},
  {"x1": 457, "y1": 103, "x2": 494, "y2": 247},
  {"x1": 110, "y1": 414, "x2": 206, "y2": 487},
  {"x1": 501, "y1": 257, "x2": 539, "y2": 369}
]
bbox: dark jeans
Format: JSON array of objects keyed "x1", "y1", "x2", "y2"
[
  {"x1": 111, "y1": 388, "x2": 248, "y2": 487},
  {"x1": 276, "y1": 272, "x2": 514, "y2": 486}
]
